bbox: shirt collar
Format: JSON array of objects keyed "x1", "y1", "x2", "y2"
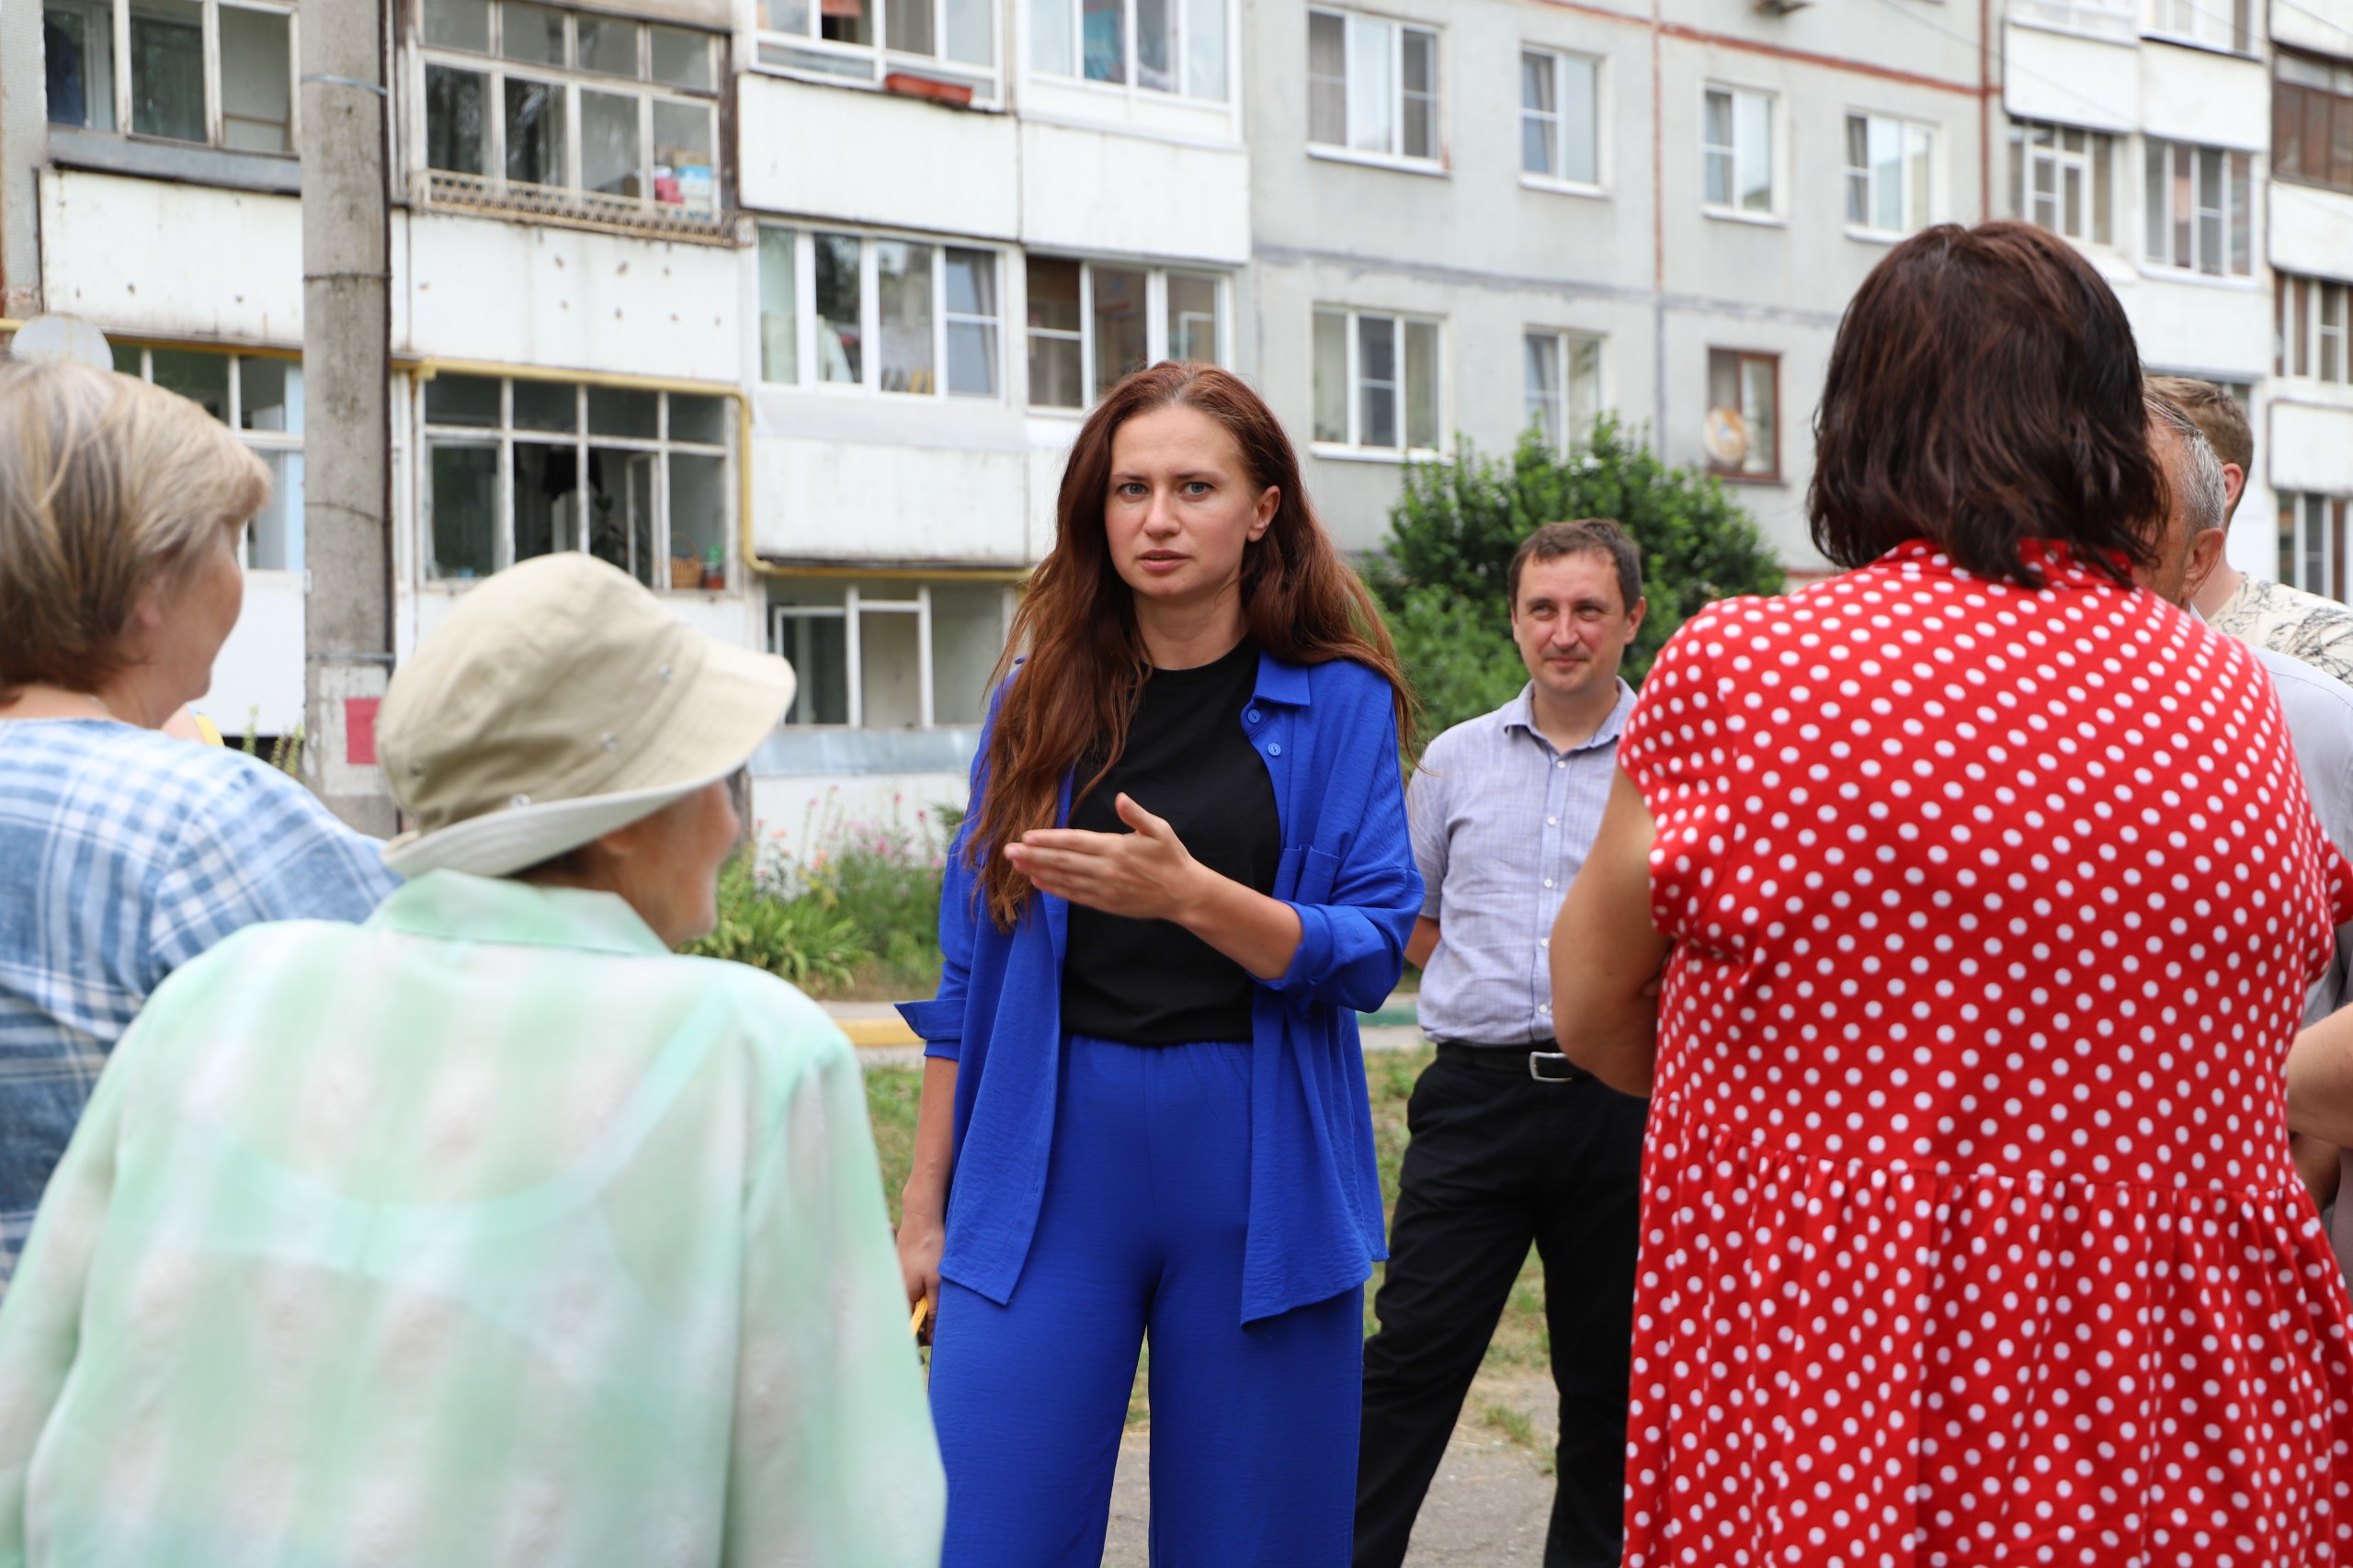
[
  {"x1": 367, "y1": 869, "x2": 670, "y2": 957},
  {"x1": 1250, "y1": 649, "x2": 1313, "y2": 709},
  {"x1": 1499, "y1": 679, "x2": 1635, "y2": 755}
]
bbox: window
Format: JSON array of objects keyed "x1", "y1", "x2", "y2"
[
  {"x1": 1029, "y1": 0, "x2": 1226, "y2": 101},
  {"x1": 1307, "y1": 10, "x2": 1438, "y2": 165},
  {"x1": 769, "y1": 579, "x2": 1014, "y2": 727},
  {"x1": 758, "y1": 0, "x2": 995, "y2": 101},
  {"x1": 2280, "y1": 493, "x2": 2349, "y2": 601},
  {"x1": 419, "y1": 375, "x2": 733, "y2": 588},
  {"x1": 1705, "y1": 348, "x2": 1779, "y2": 481},
  {"x1": 421, "y1": 0, "x2": 722, "y2": 226},
  {"x1": 1702, "y1": 85, "x2": 1774, "y2": 216},
  {"x1": 2278, "y1": 274, "x2": 2352, "y2": 383},
  {"x1": 1523, "y1": 330, "x2": 1602, "y2": 453},
  {"x1": 758, "y1": 226, "x2": 1003, "y2": 397},
  {"x1": 2145, "y1": 0, "x2": 2248, "y2": 53},
  {"x1": 1312, "y1": 307, "x2": 1440, "y2": 454},
  {"x1": 1845, "y1": 113, "x2": 1932, "y2": 235},
  {"x1": 2011, "y1": 0, "x2": 2132, "y2": 40},
  {"x1": 113, "y1": 344, "x2": 305, "y2": 569},
  {"x1": 1519, "y1": 48, "x2": 1598, "y2": 188},
  {"x1": 2143, "y1": 140, "x2": 2252, "y2": 276},
  {"x1": 45, "y1": 0, "x2": 294, "y2": 151},
  {"x1": 2276, "y1": 50, "x2": 2353, "y2": 195},
  {"x1": 1025, "y1": 259, "x2": 1225, "y2": 409},
  {"x1": 2007, "y1": 119, "x2": 2115, "y2": 244}
]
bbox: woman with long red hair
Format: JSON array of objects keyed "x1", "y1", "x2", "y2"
[{"x1": 895, "y1": 363, "x2": 1419, "y2": 1564}]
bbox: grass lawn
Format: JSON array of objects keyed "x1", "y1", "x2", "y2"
[{"x1": 862, "y1": 1045, "x2": 1550, "y2": 1444}]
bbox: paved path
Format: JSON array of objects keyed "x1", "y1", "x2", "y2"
[{"x1": 1100, "y1": 1406, "x2": 1556, "y2": 1566}]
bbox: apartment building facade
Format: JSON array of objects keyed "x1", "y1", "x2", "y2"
[{"x1": 2, "y1": 0, "x2": 2340, "y2": 819}]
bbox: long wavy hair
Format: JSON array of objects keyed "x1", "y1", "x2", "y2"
[{"x1": 967, "y1": 362, "x2": 1412, "y2": 931}]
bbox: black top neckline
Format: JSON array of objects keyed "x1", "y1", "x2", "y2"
[{"x1": 1146, "y1": 634, "x2": 1258, "y2": 685}]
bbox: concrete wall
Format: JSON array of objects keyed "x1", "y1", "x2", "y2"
[
  {"x1": 401, "y1": 212, "x2": 743, "y2": 381},
  {"x1": 40, "y1": 170, "x2": 305, "y2": 343},
  {"x1": 1245, "y1": 0, "x2": 1986, "y2": 564}
]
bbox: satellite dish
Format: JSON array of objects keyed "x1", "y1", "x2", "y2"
[
  {"x1": 8, "y1": 313, "x2": 113, "y2": 371},
  {"x1": 1704, "y1": 405, "x2": 1750, "y2": 468}
]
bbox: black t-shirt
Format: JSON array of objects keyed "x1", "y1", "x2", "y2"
[{"x1": 1061, "y1": 636, "x2": 1280, "y2": 1046}]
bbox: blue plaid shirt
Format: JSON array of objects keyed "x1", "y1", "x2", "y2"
[{"x1": 0, "y1": 720, "x2": 397, "y2": 1286}]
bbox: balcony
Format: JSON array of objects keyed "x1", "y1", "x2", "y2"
[{"x1": 419, "y1": 170, "x2": 738, "y2": 245}]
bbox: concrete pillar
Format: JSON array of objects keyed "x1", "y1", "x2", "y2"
[
  {"x1": 297, "y1": 0, "x2": 396, "y2": 835},
  {"x1": 0, "y1": 0, "x2": 48, "y2": 317}
]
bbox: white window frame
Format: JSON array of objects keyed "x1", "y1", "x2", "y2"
[
  {"x1": 756, "y1": 224, "x2": 1006, "y2": 400},
  {"x1": 1311, "y1": 304, "x2": 1444, "y2": 458},
  {"x1": 2012, "y1": 0, "x2": 2134, "y2": 41},
  {"x1": 2278, "y1": 273, "x2": 2352, "y2": 384},
  {"x1": 1518, "y1": 45, "x2": 1603, "y2": 195},
  {"x1": 1844, "y1": 111, "x2": 1935, "y2": 238},
  {"x1": 417, "y1": 375, "x2": 736, "y2": 589},
  {"x1": 45, "y1": 0, "x2": 301, "y2": 153},
  {"x1": 113, "y1": 343, "x2": 304, "y2": 570},
  {"x1": 415, "y1": 3, "x2": 722, "y2": 221},
  {"x1": 1306, "y1": 8, "x2": 1441, "y2": 172},
  {"x1": 2008, "y1": 118, "x2": 2116, "y2": 246},
  {"x1": 2144, "y1": 0, "x2": 2249, "y2": 53},
  {"x1": 1522, "y1": 328, "x2": 1604, "y2": 454},
  {"x1": 1701, "y1": 83, "x2": 1778, "y2": 221},
  {"x1": 768, "y1": 580, "x2": 1017, "y2": 728},
  {"x1": 1022, "y1": 258, "x2": 1231, "y2": 413},
  {"x1": 2143, "y1": 137, "x2": 2253, "y2": 278},
  {"x1": 2281, "y1": 492, "x2": 2347, "y2": 600},
  {"x1": 755, "y1": 0, "x2": 999, "y2": 104},
  {"x1": 1025, "y1": 0, "x2": 1229, "y2": 104}
]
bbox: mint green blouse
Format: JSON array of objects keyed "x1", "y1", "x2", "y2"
[{"x1": 0, "y1": 870, "x2": 942, "y2": 1567}]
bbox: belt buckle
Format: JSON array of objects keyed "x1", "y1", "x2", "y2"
[{"x1": 1528, "y1": 1051, "x2": 1577, "y2": 1083}]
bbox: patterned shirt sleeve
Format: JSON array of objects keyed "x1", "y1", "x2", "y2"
[
  {"x1": 1620, "y1": 605, "x2": 1730, "y2": 947},
  {"x1": 0, "y1": 1012, "x2": 131, "y2": 1555},
  {"x1": 724, "y1": 1020, "x2": 944, "y2": 1566},
  {"x1": 143, "y1": 761, "x2": 399, "y2": 990}
]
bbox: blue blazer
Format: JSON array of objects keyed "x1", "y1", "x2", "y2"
[{"x1": 898, "y1": 651, "x2": 1422, "y2": 1325}]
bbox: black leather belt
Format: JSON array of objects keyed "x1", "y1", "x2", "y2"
[{"x1": 1434, "y1": 1040, "x2": 1590, "y2": 1083}]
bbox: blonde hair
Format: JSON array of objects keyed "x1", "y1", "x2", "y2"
[{"x1": 0, "y1": 358, "x2": 269, "y2": 698}]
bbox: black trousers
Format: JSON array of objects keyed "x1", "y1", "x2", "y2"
[{"x1": 1353, "y1": 1051, "x2": 1648, "y2": 1568}]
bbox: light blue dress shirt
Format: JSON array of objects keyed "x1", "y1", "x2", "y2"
[{"x1": 1408, "y1": 680, "x2": 1635, "y2": 1047}]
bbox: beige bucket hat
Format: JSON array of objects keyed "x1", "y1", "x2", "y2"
[{"x1": 378, "y1": 552, "x2": 794, "y2": 879}]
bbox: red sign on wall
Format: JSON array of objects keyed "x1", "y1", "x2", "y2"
[{"x1": 346, "y1": 697, "x2": 381, "y2": 766}]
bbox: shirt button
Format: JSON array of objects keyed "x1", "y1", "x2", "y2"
[
  {"x1": 1543, "y1": 877, "x2": 1554, "y2": 888},
  {"x1": 1547, "y1": 815, "x2": 1558, "y2": 825},
  {"x1": 1539, "y1": 1003, "x2": 1552, "y2": 1014},
  {"x1": 1554, "y1": 759, "x2": 1566, "y2": 768},
  {"x1": 1267, "y1": 743, "x2": 1282, "y2": 756},
  {"x1": 1245, "y1": 709, "x2": 1261, "y2": 723},
  {"x1": 1539, "y1": 937, "x2": 1550, "y2": 948}
]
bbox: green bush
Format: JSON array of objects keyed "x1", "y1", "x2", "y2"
[
  {"x1": 688, "y1": 853, "x2": 867, "y2": 990},
  {"x1": 1368, "y1": 417, "x2": 1786, "y2": 735},
  {"x1": 682, "y1": 793, "x2": 952, "y2": 998}
]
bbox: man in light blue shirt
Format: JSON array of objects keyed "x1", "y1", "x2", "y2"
[{"x1": 1355, "y1": 520, "x2": 1651, "y2": 1568}]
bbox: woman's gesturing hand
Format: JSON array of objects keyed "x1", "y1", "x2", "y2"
[{"x1": 1004, "y1": 793, "x2": 1206, "y2": 923}]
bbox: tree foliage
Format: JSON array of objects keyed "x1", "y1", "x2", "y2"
[{"x1": 1368, "y1": 416, "x2": 1787, "y2": 736}]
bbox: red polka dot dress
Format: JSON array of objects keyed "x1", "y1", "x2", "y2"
[{"x1": 1616, "y1": 541, "x2": 2353, "y2": 1568}]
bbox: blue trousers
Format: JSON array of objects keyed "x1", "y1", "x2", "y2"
[{"x1": 930, "y1": 1035, "x2": 1364, "y2": 1567}]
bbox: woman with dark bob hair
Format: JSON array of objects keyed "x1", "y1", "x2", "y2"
[
  {"x1": 1552, "y1": 221, "x2": 2353, "y2": 1564},
  {"x1": 895, "y1": 362, "x2": 1419, "y2": 1563}
]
